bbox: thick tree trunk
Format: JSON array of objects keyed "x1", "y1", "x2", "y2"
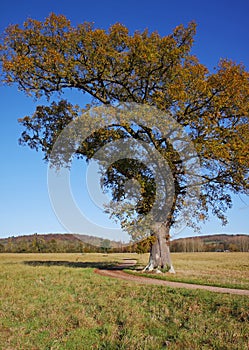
[{"x1": 143, "y1": 223, "x2": 175, "y2": 273}]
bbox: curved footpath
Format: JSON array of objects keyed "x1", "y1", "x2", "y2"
[{"x1": 95, "y1": 259, "x2": 249, "y2": 296}]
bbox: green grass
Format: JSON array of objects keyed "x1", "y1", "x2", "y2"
[{"x1": 0, "y1": 253, "x2": 249, "y2": 349}]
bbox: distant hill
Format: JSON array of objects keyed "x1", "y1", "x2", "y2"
[
  {"x1": 0, "y1": 233, "x2": 248, "y2": 253},
  {"x1": 0, "y1": 233, "x2": 124, "y2": 253}
]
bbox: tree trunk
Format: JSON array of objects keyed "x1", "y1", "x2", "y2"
[{"x1": 143, "y1": 223, "x2": 175, "y2": 273}]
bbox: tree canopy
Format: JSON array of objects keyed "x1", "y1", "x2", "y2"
[{"x1": 0, "y1": 14, "x2": 248, "y2": 255}]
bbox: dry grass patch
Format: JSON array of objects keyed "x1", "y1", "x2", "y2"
[
  {"x1": 0, "y1": 253, "x2": 249, "y2": 349},
  {"x1": 135, "y1": 252, "x2": 249, "y2": 289}
]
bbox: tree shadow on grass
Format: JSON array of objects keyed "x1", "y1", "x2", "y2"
[{"x1": 23, "y1": 260, "x2": 134, "y2": 270}]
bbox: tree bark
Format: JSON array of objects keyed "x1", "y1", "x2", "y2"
[{"x1": 143, "y1": 223, "x2": 175, "y2": 273}]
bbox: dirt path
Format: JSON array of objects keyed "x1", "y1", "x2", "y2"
[{"x1": 95, "y1": 259, "x2": 249, "y2": 296}]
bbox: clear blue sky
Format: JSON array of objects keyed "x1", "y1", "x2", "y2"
[{"x1": 0, "y1": 0, "x2": 248, "y2": 240}]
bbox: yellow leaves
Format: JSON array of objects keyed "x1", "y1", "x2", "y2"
[
  {"x1": 0, "y1": 14, "x2": 201, "y2": 105},
  {"x1": 1, "y1": 14, "x2": 249, "y2": 235},
  {"x1": 42, "y1": 48, "x2": 65, "y2": 68},
  {"x1": 2, "y1": 53, "x2": 34, "y2": 84},
  {"x1": 18, "y1": 116, "x2": 30, "y2": 123},
  {"x1": 45, "y1": 13, "x2": 71, "y2": 27},
  {"x1": 199, "y1": 121, "x2": 249, "y2": 170},
  {"x1": 198, "y1": 214, "x2": 205, "y2": 221},
  {"x1": 0, "y1": 13, "x2": 248, "y2": 138},
  {"x1": 209, "y1": 60, "x2": 249, "y2": 111},
  {"x1": 23, "y1": 18, "x2": 43, "y2": 31},
  {"x1": 172, "y1": 21, "x2": 197, "y2": 54},
  {"x1": 109, "y1": 22, "x2": 129, "y2": 36}
]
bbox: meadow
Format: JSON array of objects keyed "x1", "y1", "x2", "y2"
[
  {"x1": 0, "y1": 252, "x2": 249, "y2": 349},
  {"x1": 134, "y1": 252, "x2": 249, "y2": 290}
]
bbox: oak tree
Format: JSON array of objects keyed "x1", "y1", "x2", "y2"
[{"x1": 1, "y1": 14, "x2": 248, "y2": 271}]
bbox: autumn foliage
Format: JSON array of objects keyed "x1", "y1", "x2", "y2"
[{"x1": 0, "y1": 14, "x2": 248, "y2": 268}]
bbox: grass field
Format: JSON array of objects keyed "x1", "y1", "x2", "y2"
[
  {"x1": 0, "y1": 252, "x2": 249, "y2": 349},
  {"x1": 134, "y1": 252, "x2": 249, "y2": 290}
]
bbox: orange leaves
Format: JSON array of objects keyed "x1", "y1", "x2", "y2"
[
  {"x1": 0, "y1": 14, "x2": 200, "y2": 105},
  {"x1": 172, "y1": 21, "x2": 197, "y2": 54},
  {"x1": 198, "y1": 213, "x2": 205, "y2": 221},
  {"x1": 108, "y1": 22, "x2": 129, "y2": 49},
  {"x1": 1, "y1": 13, "x2": 248, "y2": 235},
  {"x1": 202, "y1": 139, "x2": 231, "y2": 161},
  {"x1": 23, "y1": 18, "x2": 43, "y2": 31},
  {"x1": 22, "y1": 13, "x2": 71, "y2": 36},
  {"x1": 44, "y1": 13, "x2": 71, "y2": 29},
  {"x1": 209, "y1": 60, "x2": 249, "y2": 112}
]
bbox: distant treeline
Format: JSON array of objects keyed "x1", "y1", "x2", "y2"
[
  {"x1": 170, "y1": 234, "x2": 249, "y2": 253},
  {"x1": 0, "y1": 233, "x2": 148, "y2": 254},
  {"x1": 0, "y1": 234, "x2": 123, "y2": 254},
  {"x1": 126, "y1": 234, "x2": 249, "y2": 253},
  {"x1": 0, "y1": 233, "x2": 249, "y2": 254}
]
